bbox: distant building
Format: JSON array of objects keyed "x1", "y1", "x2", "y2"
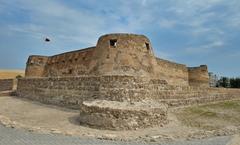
[{"x1": 209, "y1": 72, "x2": 218, "y2": 87}]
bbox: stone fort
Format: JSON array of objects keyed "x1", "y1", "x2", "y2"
[
  {"x1": 16, "y1": 33, "x2": 240, "y2": 130},
  {"x1": 25, "y1": 33, "x2": 209, "y2": 87}
]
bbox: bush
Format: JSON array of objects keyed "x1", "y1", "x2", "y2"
[{"x1": 16, "y1": 75, "x2": 22, "y2": 79}]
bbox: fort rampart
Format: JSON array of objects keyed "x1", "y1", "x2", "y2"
[
  {"x1": 17, "y1": 76, "x2": 240, "y2": 109},
  {"x1": 17, "y1": 76, "x2": 166, "y2": 109}
]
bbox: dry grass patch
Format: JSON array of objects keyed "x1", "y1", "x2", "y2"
[{"x1": 175, "y1": 100, "x2": 240, "y2": 130}]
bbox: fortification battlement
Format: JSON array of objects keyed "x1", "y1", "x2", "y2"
[{"x1": 25, "y1": 33, "x2": 209, "y2": 87}]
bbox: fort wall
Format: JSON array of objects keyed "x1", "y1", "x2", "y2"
[
  {"x1": 44, "y1": 47, "x2": 95, "y2": 77},
  {"x1": 17, "y1": 76, "x2": 167, "y2": 109},
  {"x1": 0, "y1": 79, "x2": 13, "y2": 91},
  {"x1": 17, "y1": 76, "x2": 240, "y2": 109},
  {"x1": 188, "y1": 65, "x2": 209, "y2": 87},
  {"x1": 25, "y1": 55, "x2": 48, "y2": 77},
  {"x1": 26, "y1": 34, "x2": 157, "y2": 77},
  {"x1": 25, "y1": 33, "x2": 207, "y2": 87},
  {"x1": 155, "y1": 58, "x2": 189, "y2": 86},
  {"x1": 93, "y1": 34, "x2": 156, "y2": 76}
]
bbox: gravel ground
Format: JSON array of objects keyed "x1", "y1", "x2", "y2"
[{"x1": 0, "y1": 124, "x2": 231, "y2": 145}]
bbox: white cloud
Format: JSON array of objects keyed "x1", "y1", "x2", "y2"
[
  {"x1": 1, "y1": 0, "x2": 240, "y2": 52},
  {"x1": 3, "y1": 0, "x2": 111, "y2": 47},
  {"x1": 185, "y1": 40, "x2": 224, "y2": 54},
  {"x1": 158, "y1": 19, "x2": 176, "y2": 29}
]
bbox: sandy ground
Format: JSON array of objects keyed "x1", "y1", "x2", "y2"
[
  {"x1": 227, "y1": 134, "x2": 240, "y2": 145},
  {"x1": 0, "y1": 95, "x2": 239, "y2": 143},
  {"x1": 0, "y1": 69, "x2": 24, "y2": 79},
  {"x1": 0, "y1": 124, "x2": 233, "y2": 145}
]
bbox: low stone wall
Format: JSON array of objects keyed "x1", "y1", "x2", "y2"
[
  {"x1": 17, "y1": 76, "x2": 100, "y2": 109},
  {"x1": 16, "y1": 75, "x2": 240, "y2": 130},
  {"x1": 0, "y1": 79, "x2": 13, "y2": 92},
  {"x1": 156, "y1": 87, "x2": 240, "y2": 106},
  {"x1": 17, "y1": 76, "x2": 240, "y2": 109},
  {"x1": 16, "y1": 76, "x2": 168, "y2": 109},
  {"x1": 79, "y1": 100, "x2": 168, "y2": 130},
  {"x1": 98, "y1": 76, "x2": 168, "y2": 101}
]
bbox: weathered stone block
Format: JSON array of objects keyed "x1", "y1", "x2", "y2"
[{"x1": 79, "y1": 100, "x2": 168, "y2": 130}]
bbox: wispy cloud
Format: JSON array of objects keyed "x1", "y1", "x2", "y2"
[
  {"x1": 158, "y1": 19, "x2": 177, "y2": 29},
  {"x1": 185, "y1": 40, "x2": 224, "y2": 54},
  {"x1": 0, "y1": 0, "x2": 240, "y2": 76}
]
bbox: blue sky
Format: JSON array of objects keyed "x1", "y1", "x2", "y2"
[{"x1": 0, "y1": 0, "x2": 240, "y2": 77}]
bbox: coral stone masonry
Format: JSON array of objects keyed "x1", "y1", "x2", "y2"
[{"x1": 79, "y1": 100, "x2": 168, "y2": 130}]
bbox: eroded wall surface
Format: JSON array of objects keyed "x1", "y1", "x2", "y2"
[
  {"x1": 44, "y1": 47, "x2": 95, "y2": 77},
  {"x1": 25, "y1": 56, "x2": 48, "y2": 77}
]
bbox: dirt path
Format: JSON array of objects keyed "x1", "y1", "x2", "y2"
[
  {"x1": 227, "y1": 134, "x2": 240, "y2": 145},
  {"x1": 0, "y1": 123, "x2": 232, "y2": 145},
  {"x1": 0, "y1": 96, "x2": 238, "y2": 143}
]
